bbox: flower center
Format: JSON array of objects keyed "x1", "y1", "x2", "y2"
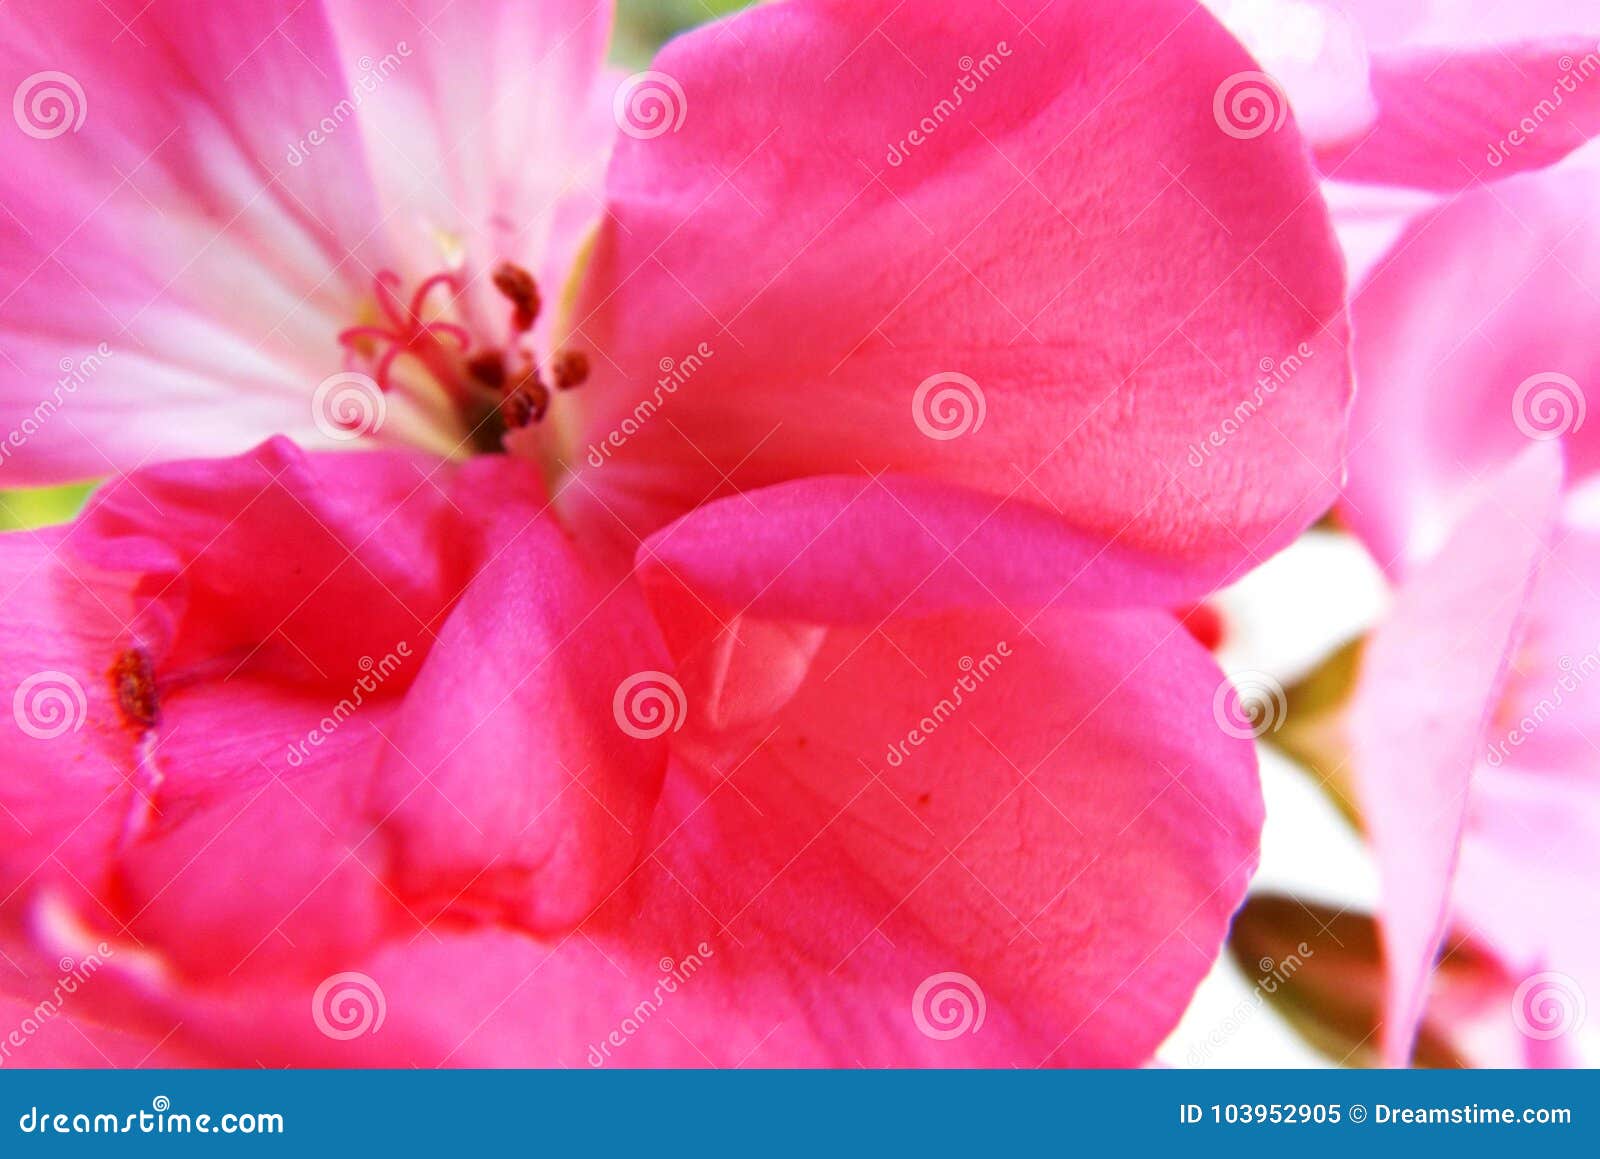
[{"x1": 336, "y1": 262, "x2": 588, "y2": 453}]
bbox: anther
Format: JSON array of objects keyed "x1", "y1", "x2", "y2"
[
  {"x1": 491, "y1": 262, "x2": 541, "y2": 333},
  {"x1": 551, "y1": 349, "x2": 589, "y2": 391},
  {"x1": 110, "y1": 647, "x2": 160, "y2": 729},
  {"x1": 501, "y1": 367, "x2": 550, "y2": 429},
  {"x1": 465, "y1": 350, "x2": 506, "y2": 391}
]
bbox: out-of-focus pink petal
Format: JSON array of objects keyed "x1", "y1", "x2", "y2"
[
  {"x1": 1317, "y1": 44, "x2": 1600, "y2": 190},
  {"x1": 1347, "y1": 443, "x2": 1564, "y2": 1066},
  {"x1": 83, "y1": 608, "x2": 1261, "y2": 1066},
  {"x1": 566, "y1": 0, "x2": 1351, "y2": 573},
  {"x1": 1450, "y1": 524, "x2": 1600, "y2": 1015},
  {"x1": 1342, "y1": 170, "x2": 1600, "y2": 571}
]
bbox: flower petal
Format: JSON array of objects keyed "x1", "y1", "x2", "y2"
[
  {"x1": 1342, "y1": 170, "x2": 1600, "y2": 571},
  {"x1": 566, "y1": 0, "x2": 1351, "y2": 573},
  {"x1": 1347, "y1": 443, "x2": 1563, "y2": 1065}
]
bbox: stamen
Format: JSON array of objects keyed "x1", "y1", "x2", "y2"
[
  {"x1": 465, "y1": 350, "x2": 507, "y2": 391},
  {"x1": 109, "y1": 647, "x2": 159, "y2": 729},
  {"x1": 501, "y1": 367, "x2": 550, "y2": 429},
  {"x1": 551, "y1": 349, "x2": 589, "y2": 391},
  {"x1": 491, "y1": 261, "x2": 541, "y2": 333}
]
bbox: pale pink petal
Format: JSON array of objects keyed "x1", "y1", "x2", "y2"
[
  {"x1": 1342, "y1": 170, "x2": 1600, "y2": 571},
  {"x1": 564, "y1": 0, "x2": 1351, "y2": 573},
  {"x1": 0, "y1": 0, "x2": 394, "y2": 481},
  {"x1": 319, "y1": 0, "x2": 617, "y2": 350},
  {"x1": 1347, "y1": 443, "x2": 1564, "y2": 1065},
  {"x1": 1317, "y1": 44, "x2": 1600, "y2": 190}
]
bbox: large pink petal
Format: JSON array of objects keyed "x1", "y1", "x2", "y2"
[
  {"x1": 1342, "y1": 170, "x2": 1600, "y2": 571},
  {"x1": 1347, "y1": 444, "x2": 1563, "y2": 1065},
  {"x1": 71, "y1": 608, "x2": 1261, "y2": 1066},
  {"x1": 563, "y1": 0, "x2": 1351, "y2": 574}
]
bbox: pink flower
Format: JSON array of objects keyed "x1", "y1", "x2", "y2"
[
  {"x1": 1338, "y1": 162, "x2": 1600, "y2": 1065},
  {"x1": 0, "y1": 0, "x2": 1353, "y2": 1065}
]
